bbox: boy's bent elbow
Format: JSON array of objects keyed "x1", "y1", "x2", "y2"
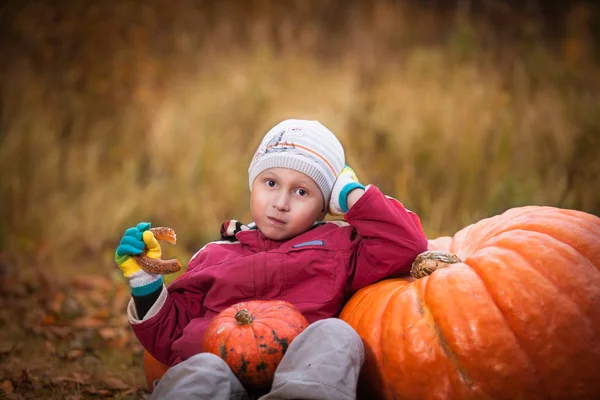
[
  {"x1": 406, "y1": 212, "x2": 429, "y2": 256},
  {"x1": 413, "y1": 231, "x2": 429, "y2": 255},
  {"x1": 387, "y1": 230, "x2": 428, "y2": 275},
  {"x1": 397, "y1": 233, "x2": 428, "y2": 271},
  {"x1": 354, "y1": 233, "x2": 428, "y2": 289}
]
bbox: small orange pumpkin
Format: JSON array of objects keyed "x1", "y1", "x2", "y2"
[
  {"x1": 202, "y1": 300, "x2": 309, "y2": 388},
  {"x1": 143, "y1": 349, "x2": 169, "y2": 392},
  {"x1": 341, "y1": 206, "x2": 600, "y2": 399}
]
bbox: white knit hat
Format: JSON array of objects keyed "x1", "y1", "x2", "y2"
[{"x1": 248, "y1": 119, "x2": 345, "y2": 207}]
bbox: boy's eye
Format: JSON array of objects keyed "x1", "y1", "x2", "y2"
[
  {"x1": 295, "y1": 188, "x2": 308, "y2": 197},
  {"x1": 265, "y1": 179, "x2": 277, "y2": 188}
]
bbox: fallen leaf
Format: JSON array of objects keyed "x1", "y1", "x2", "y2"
[
  {"x1": 104, "y1": 376, "x2": 129, "y2": 390},
  {"x1": 72, "y1": 372, "x2": 91, "y2": 382},
  {"x1": 40, "y1": 314, "x2": 56, "y2": 326},
  {"x1": 112, "y1": 286, "x2": 130, "y2": 314},
  {"x1": 121, "y1": 388, "x2": 142, "y2": 397},
  {"x1": 29, "y1": 375, "x2": 44, "y2": 391},
  {"x1": 2, "y1": 278, "x2": 27, "y2": 296},
  {"x1": 46, "y1": 326, "x2": 72, "y2": 339},
  {"x1": 83, "y1": 387, "x2": 113, "y2": 396},
  {"x1": 0, "y1": 380, "x2": 14, "y2": 394},
  {"x1": 72, "y1": 317, "x2": 105, "y2": 329},
  {"x1": 115, "y1": 314, "x2": 130, "y2": 326},
  {"x1": 131, "y1": 341, "x2": 144, "y2": 355},
  {"x1": 16, "y1": 369, "x2": 30, "y2": 384},
  {"x1": 107, "y1": 335, "x2": 128, "y2": 349},
  {"x1": 87, "y1": 290, "x2": 110, "y2": 307},
  {"x1": 61, "y1": 297, "x2": 83, "y2": 318},
  {"x1": 65, "y1": 349, "x2": 85, "y2": 360},
  {"x1": 53, "y1": 376, "x2": 86, "y2": 385},
  {"x1": 91, "y1": 308, "x2": 110, "y2": 320},
  {"x1": 72, "y1": 275, "x2": 113, "y2": 291},
  {"x1": 98, "y1": 327, "x2": 118, "y2": 340},
  {"x1": 44, "y1": 340, "x2": 56, "y2": 354},
  {"x1": 65, "y1": 372, "x2": 91, "y2": 383},
  {"x1": 48, "y1": 292, "x2": 65, "y2": 313},
  {"x1": 29, "y1": 326, "x2": 43, "y2": 336}
]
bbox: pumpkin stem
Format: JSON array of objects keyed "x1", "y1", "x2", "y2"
[
  {"x1": 410, "y1": 251, "x2": 463, "y2": 279},
  {"x1": 235, "y1": 309, "x2": 254, "y2": 325}
]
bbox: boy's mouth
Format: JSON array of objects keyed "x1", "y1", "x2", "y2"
[{"x1": 267, "y1": 216, "x2": 286, "y2": 225}]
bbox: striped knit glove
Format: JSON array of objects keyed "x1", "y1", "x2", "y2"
[
  {"x1": 328, "y1": 165, "x2": 365, "y2": 216},
  {"x1": 114, "y1": 222, "x2": 164, "y2": 297}
]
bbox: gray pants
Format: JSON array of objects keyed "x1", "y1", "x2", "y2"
[{"x1": 151, "y1": 318, "x2": 365, "y2": 400}]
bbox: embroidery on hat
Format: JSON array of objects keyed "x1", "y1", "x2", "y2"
[
  {"x1": 286, "y1": 126, "x2": 304, "y2": 136},
  {"x1": 263, "y1": 130, "x2": 287, "y2": 155},
  {"x1": 266, "y1": 141, "x2": 297, "y2": 153}
]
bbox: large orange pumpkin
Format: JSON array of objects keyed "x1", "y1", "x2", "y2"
[
  {"x1": 203, "y1": 300, "x2": 309, "y2": 388},
  {"x1": 340, "y1": 206, "x2": 600, "y2": 399}
]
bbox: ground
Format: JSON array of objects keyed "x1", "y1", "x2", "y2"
[{"x1": 0, "y1": 263, "x2": 152, "y2": 399}]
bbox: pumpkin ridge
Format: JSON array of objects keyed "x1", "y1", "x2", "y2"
[
  {"x1": 522, "y1": 227, "x2": 600, "y2": 273},
  {"x1": 418, "y1": 276, "x2": 484, "y2": 396},
  {"x1": 251, "y1": 300, "x2": 277, "y2": 316},
  {"x1": 251, "y1": 317, "x2": 300, "y2": 335},
  {"x1": 454, "y1": 209, "x2": 600, "y2": 261},
  {"x1": 462, "y1": 253, "x2": 541, "y2": 385},
  {"x1": 257, "y1": 303, "x2": 298, "y2": 320},
  {"x1": 250, "y1": 318, "x2": 302, "y2": 364},
  {"x1": 250, "y1": 315, "x2": 298, "y2": 324},
  {"x1": 486, "y1": 238, "x2": 596, "y2": 314},
  {"x1": 482, "y1": 242, "x2": 581, "y2": 307},
  {"x1": 252, "y1": 319, "x2": 295, "y2": 348},
  {"x1": 222, "y1": 327, "x2": 239, "y2": 361},
  {"x1": 466, "y1": 240, "x2": 599, "y2": 396},
  {"x1": 453, "y1": 223, "x2": 475, "y2": 258},
  {"x1": 247, "y1": 321, "x2": 269, "y2": 375},
  {"x1": 486, "y1": 233, "x2": 600, "y2": 333},
  {"x1": 468, "y1": 216, "x2": 600, "y2": 268},
  {"x1": 381, "y1": 284, "x2": 430, "y2": 398}
]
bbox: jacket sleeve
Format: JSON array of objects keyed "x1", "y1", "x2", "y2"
[
  {"x1": 127, "y1": 252, "x2": 209, "y2": 366},
  {"x1": 345, "y1": 185, "x2": 428, "y2": 293}
]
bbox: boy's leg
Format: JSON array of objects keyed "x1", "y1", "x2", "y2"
[
  {"x1": 260, "y1": 318, "x2": 364, "y2": 400},
  {"x1": 151, "y1": 352, "x2": 249, "y2": 400}
]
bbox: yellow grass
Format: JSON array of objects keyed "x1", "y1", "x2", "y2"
[{"x1": 1, "y1": 1, "x2": 598, "y2": 274}]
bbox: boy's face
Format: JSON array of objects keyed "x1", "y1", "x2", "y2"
[{"x1": 250, "y1": 168, "x2": 326, "y2": 241}]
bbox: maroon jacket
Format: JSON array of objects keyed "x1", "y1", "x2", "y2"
[{"x1": 128, "y1": 185, "x2": 427, "y2": 366}]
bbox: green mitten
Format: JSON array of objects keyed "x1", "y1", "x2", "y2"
[{"x1": 115, "y1": 222, "x2": 164, "y2": 296}]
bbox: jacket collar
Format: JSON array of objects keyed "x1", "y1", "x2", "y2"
[
  {"x1": 219, "y1": 219, "x2": 324, "y2": 252},
  {"x1": 220, "y1": 220, "x2": 282, "y2": 251}
]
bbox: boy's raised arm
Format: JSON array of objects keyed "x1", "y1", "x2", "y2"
[
  {"x1": 329, "y1": 167, "x2": 428, "y2": 293},
  {"x1": 346, "y1": 185, "x2": 428, "y2": 292}
]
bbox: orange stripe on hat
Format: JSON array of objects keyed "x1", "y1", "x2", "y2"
[{"x1": 265, "y1": 142, "x2": 336, "y2": 176}]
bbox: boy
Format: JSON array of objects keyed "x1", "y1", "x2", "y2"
[{"x1": 115, "y1": 119, "x2": 428, "y2": 399}]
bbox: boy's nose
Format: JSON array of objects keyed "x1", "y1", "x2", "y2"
[{"x1": 273, "y1": 193, "x2": 290, "y2": 212}]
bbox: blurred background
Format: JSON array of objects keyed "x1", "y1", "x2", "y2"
[
  {"x1": 1, "y1": 0, "x2": 599, "y2": 396},
  {"x1": 1, "y1": 0, "x2": 600, "y2": 275}
]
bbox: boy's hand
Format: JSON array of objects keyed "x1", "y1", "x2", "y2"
[
  {"x1": 329, "y1": 165, "x2": 366, "y2": 216},
  {"x1": 115, "y1": 222, "x2": 162, "y2": 278}
]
